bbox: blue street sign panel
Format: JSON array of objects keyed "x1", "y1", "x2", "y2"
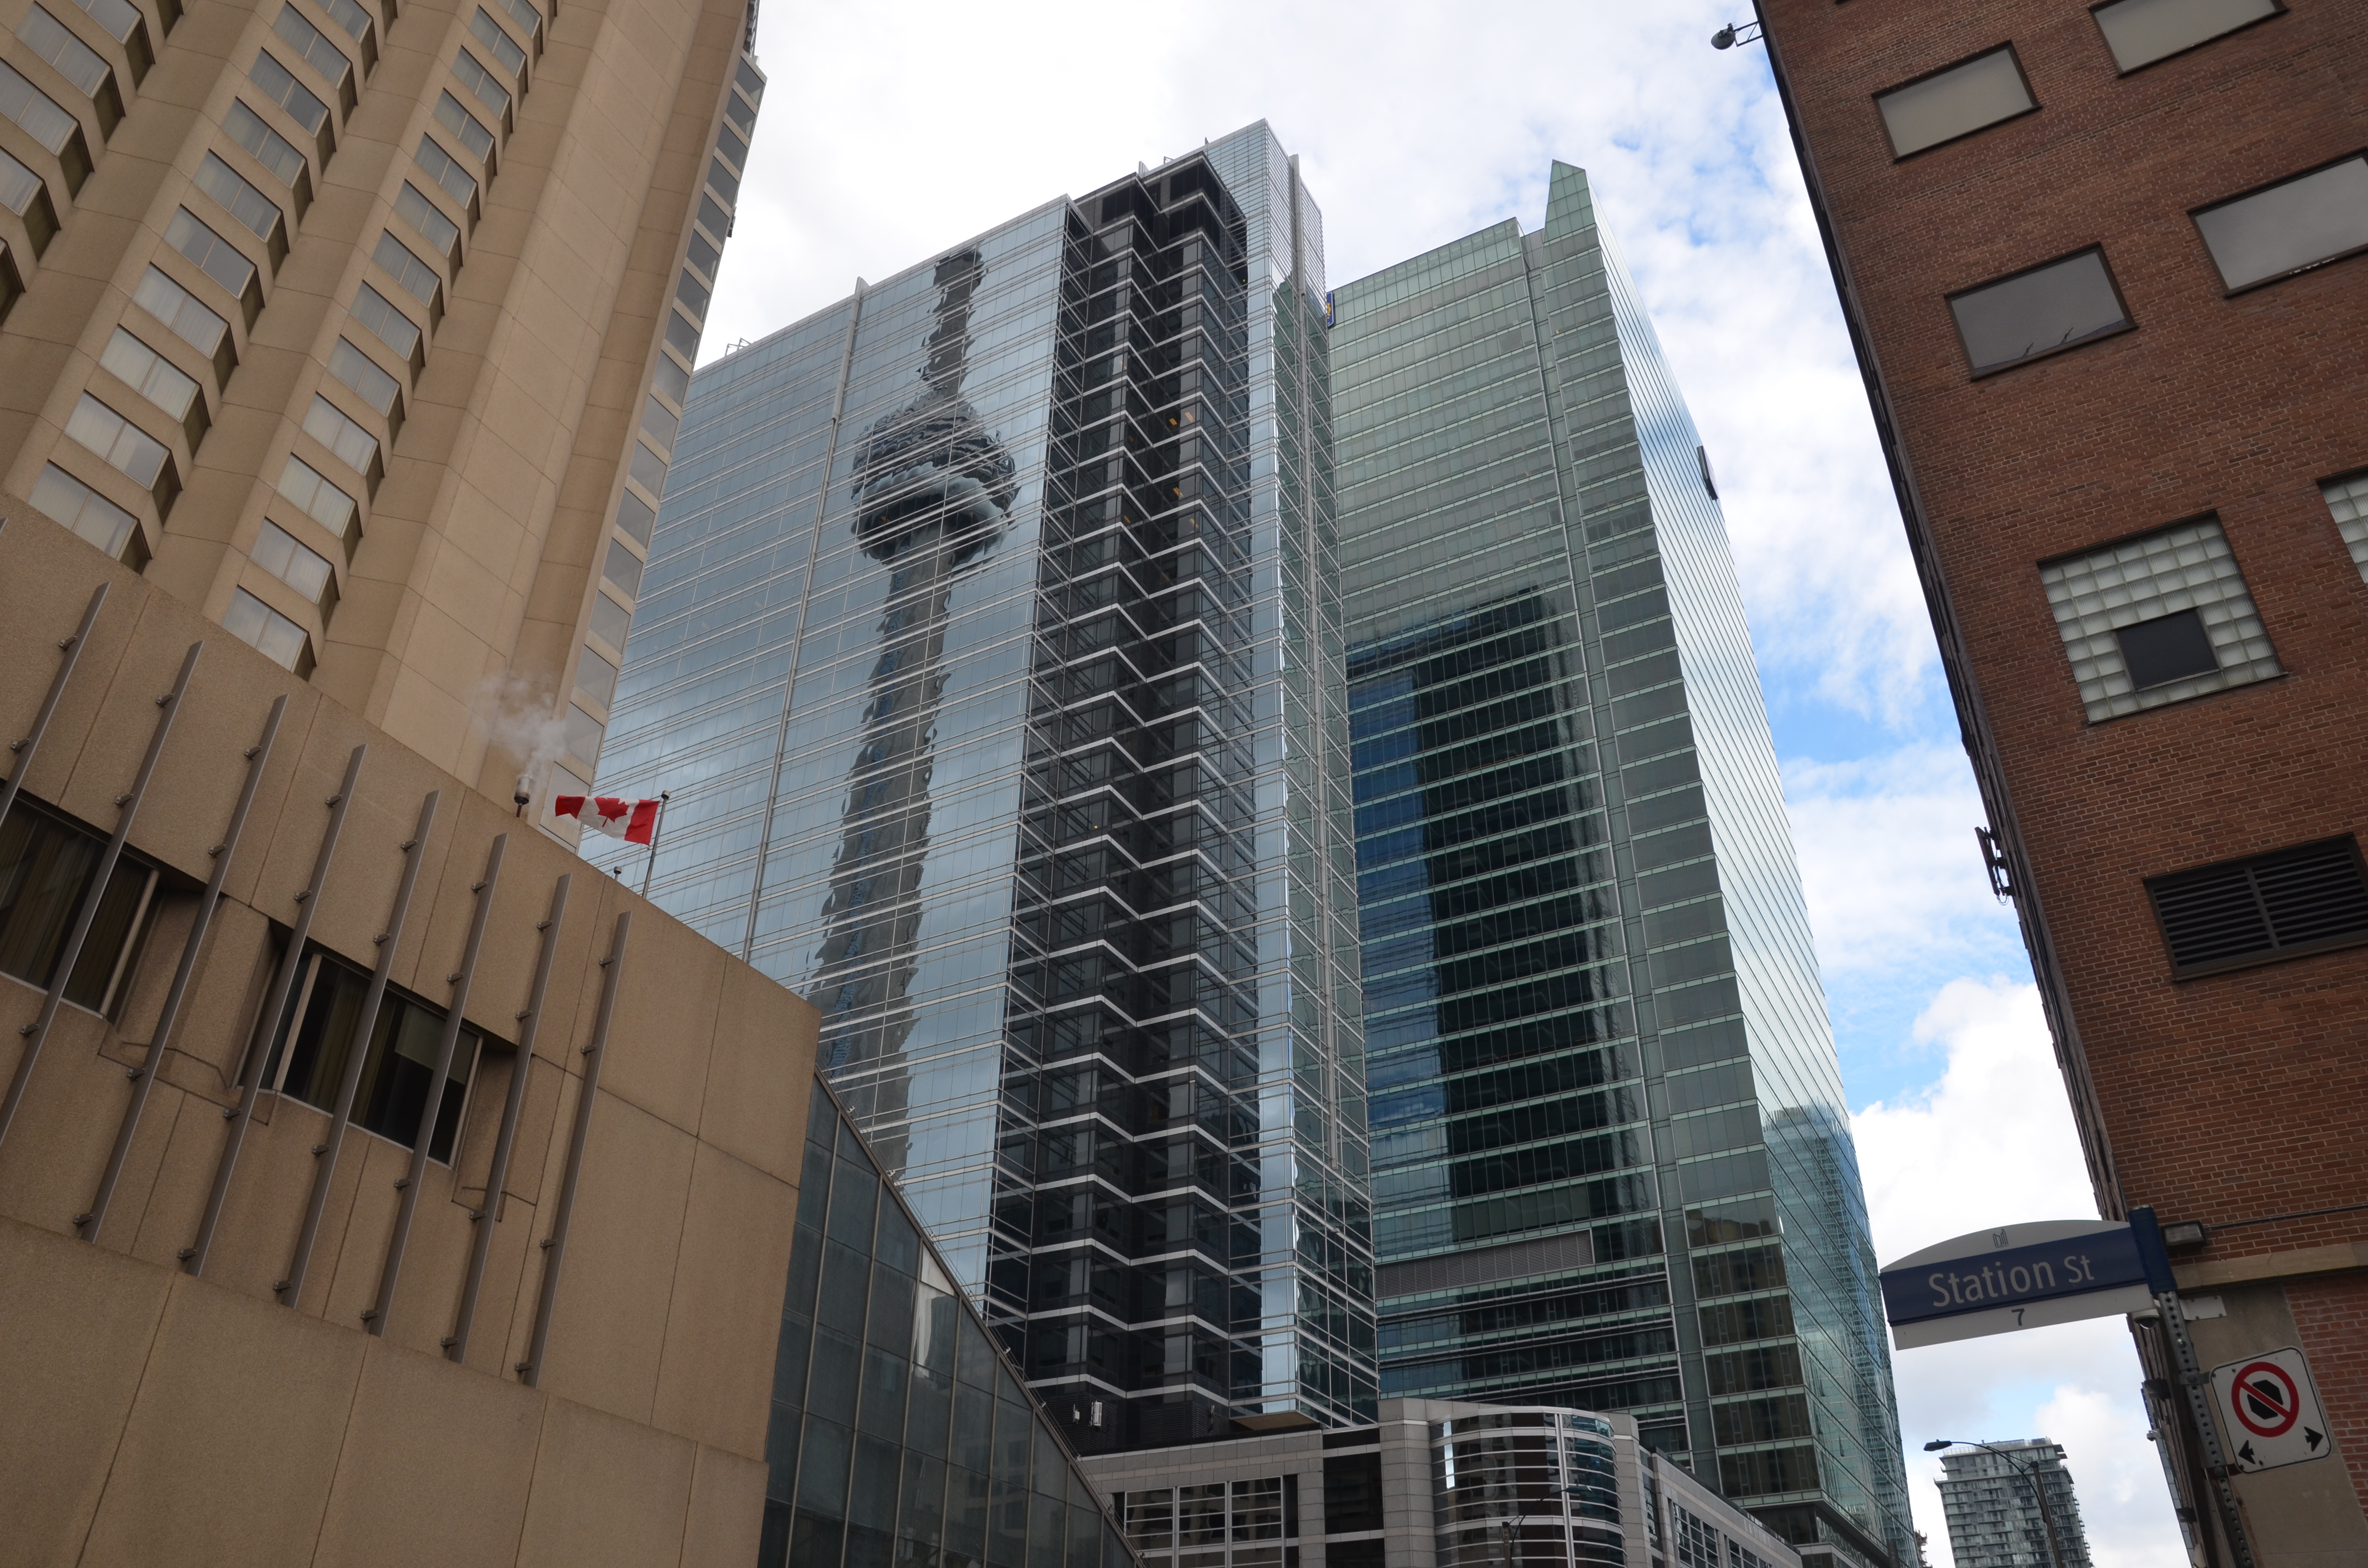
[{"x1": 1877, "y1": 1220, "x2": 2156, "y2": 1349}]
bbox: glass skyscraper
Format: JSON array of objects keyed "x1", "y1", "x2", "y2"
[
  {"x1": 597, "y1": 122, "x2": 1375, "y2": 1454},
  {"x1": 1332, "y1": 163, "x2": 1912, "y2": 1568}
]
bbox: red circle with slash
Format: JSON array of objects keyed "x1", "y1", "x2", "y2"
[{"x1": 2231, "y1": 1361, "x2": 2301, "y2": 1439}]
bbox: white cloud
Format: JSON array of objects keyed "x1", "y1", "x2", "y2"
[
  {"x1": 718, "y1": 0, "x2": 1936, "y2": 718},
  {"x1": 1784, "y1": 746, "x2": 2019, "y2": 979},
  {"x1": 1854, "y1": 979, "x2": 2185, "y2": 1568}
]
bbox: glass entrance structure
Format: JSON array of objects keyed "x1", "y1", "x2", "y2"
[
  {"x1": 598, "y1": 123, "x2": 1374, "y2": 1455},
  {"x1": 1329, "y1": 163, "x2": 1912, "y2": 1568}
]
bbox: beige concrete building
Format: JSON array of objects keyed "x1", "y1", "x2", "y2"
[
  {"x1": 0, "y1": 0, "x2": 756, "y2": 812},
  {"x1": 0, "y1": 510, "x2": 819, "y2": 1564}
]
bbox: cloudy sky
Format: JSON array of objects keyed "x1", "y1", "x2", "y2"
[{"x1": 708, "y1": 2, "x2": 2180, "y2": 1560}]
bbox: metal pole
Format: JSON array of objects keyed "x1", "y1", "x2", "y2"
[
  {"x1": 82, "y1": 695, "x2": 286, "y2": 1242},
  {"x1": 365, "y1": 833, "x2": 504, "y2": 1337},
  {"x1": 187, "y1": 745, "x2": 367, "y2": 1275},
  {"x1": 2133, "y1": 1206, "x2": 2257, "y2": 1568},
  {"x1": 278, "y1": 790, "x2": 439, "y2": 1307},
  {"x1": 0, "y1": 583, "x2": 105, "y2": 835},
  {"x1": 637, "y1": 791, "x2": 670, "y2": 897},
  {"x1": 518, "y1": 909, "x2": 629, "y2": 1385},
  {"x1": 445, "y1": 871, "x2": 570, "y2": 1362},
  {"x1": 0, "y1": 640, "x2": 199, "y2": 1154}
]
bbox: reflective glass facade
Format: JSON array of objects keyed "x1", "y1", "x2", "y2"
[
  {"x1": 599, "y1": 122, "x2": 1374, "y2": 1451},
  {"x1": 1332, "y1": 164, "x2": 1910, "y2": 1567},
  {"x1": 767, "y1": 1080, "x2": 1138, "y2": 1568}
]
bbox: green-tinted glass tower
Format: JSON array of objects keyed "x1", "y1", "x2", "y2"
[{"x1": 1333, "y1": 163, "x2": 1912, "y2": 1568}]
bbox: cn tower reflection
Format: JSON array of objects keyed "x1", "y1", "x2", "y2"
[{"x1": 811, "y1": 249, "x2": 1015, "y2": 1167}]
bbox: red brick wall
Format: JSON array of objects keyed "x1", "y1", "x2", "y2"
[
  {"x1": 1756, "y1": 0, "x2": 2368, "y2": 1258},
  {"x1": 2287, "y1": 1277, "x2": 2368, "y2": 1512}
]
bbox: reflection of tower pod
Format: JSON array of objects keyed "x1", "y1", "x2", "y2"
[{"x1": 850, "y1": 249, "x2": 1017, "y2": 568}]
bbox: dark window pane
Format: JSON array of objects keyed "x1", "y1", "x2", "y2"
[
  {"x1": 2116, "y1": 608, "x2": 2219, "y2": 689},
  {"x1": 2194, "y1": 155, "x2": 2368, "y2": 292},
  {"x1": 0, "y1": 804, "x2": 101, "y2": 990},
  {"x1": 851, "y1": 1432, "x2": 903, "y2": 1532},
  {"x1": 809, "y1": 1327, "x2": 861, "y2": 1424},
  {"x1": 956, "y1": 1313, "x2": 996, "y2": 1388},
  {"x1": 829, "y1": 1159, "x2": 879, "y2": 1246},
  {"x1": 768, "y1": 1401, "x2": 802, "y2": 1502},
  {"x1": 1028, "y1": 1495, "x2": 1064, "y2": 1568},
  {"x1": 1949, "y1": 249, "x2": 2129, "y2": 373},
  {"x1": 800, "y1": 1417, "x2": 854, "y2": 1520},
  {"x1": 791, "y1": 1513, "x2": 847, "y2": 1568},
  {"x1": 858, "y1": 1345, "x2": 909, "y2": 1442},
  {"x1": 785, "y1": 1225, "x2": 824, "y2": 1319},
  {"x1": 915, "y1": 1286, "x2": 957, "y2": 1373},
  {"x1": 876, "y1": 1203, "x2": 921, "y2": 1274},
  {"x1": 952, "y1": 1384, "x2": 993, "y2": 1473},
  {"x1": 838, "y1": 1113, "x2": 876, "y2": 1169},
  {"x1": 800, "y1": 1142, "x2": 833, "y2": 1229},
  {"x1": 868, "y1": 1262, "x2": 914, "y2": 1348},
  {"x1": 819, "y1": 1240, "x2": 871, "y2": 1335},
  {"x1": 763, "y1": 1501, "x2": 794, "y2": 1568},
  {"x1": 900, "y1": 1452, "x2": 949, "y2": 1565},
  {"x1": 993, "y1": 1399, "x2": 1033, "y2": 1490},
  {"x1": 774, "y1": 1316, "x2": 813, "y2": 1409},
  {"x1": 988, "y1": 1476, "x2": 1027, "y2": 1568},
  {"x1": 908, "y1": 1364, "x2": 954, "y2": 1454},
  {"x1": 948, "y1": 1468, "x2": 990, "y2": 1563}
]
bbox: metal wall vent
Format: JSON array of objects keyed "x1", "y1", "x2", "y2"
[{"x1": 2146, "y1": 836, "x2": 2368, "y2": 976}]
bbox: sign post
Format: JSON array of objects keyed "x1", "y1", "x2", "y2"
[{"x1": 1877, "y1": 1220, "x2": 2153, "y2": 1349}]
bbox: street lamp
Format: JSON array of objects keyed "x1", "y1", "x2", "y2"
[
  {"x1": 1496, "y1": 1482, "x2": 1582, "y2": 1568},
  {"x1": 1924, "y1": 1440, "x2": 2066, "y2": 1568}
]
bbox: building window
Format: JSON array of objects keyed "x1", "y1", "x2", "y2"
[
  {"x1": 1949, "y1": 247, "x2": 2131, "y2": 375},
  {"x1": 494, "y1": 0, "x2": 541, "y2": 48},
  {"x1": 0, "y1": 795, "x2": 158, "y2": 1017},
  {"x1": 249, "y1": 944, "x2": 481, "y2": 1161},
  {"x1": 316, "y1": 0, "x2": 375, "y2": 73},
  {"x1": 64, "y1": 392, "x2": 176, "y2": 513},
  {"x1": 372, "y1": 229, "x2": 442, "y2": 316},
  {"x1": 2320, "y1": 472, "x2": 2368, "y2": 585},
  {"x1": 224, "y1": 586, "x2": 313, "y2": 673},
  {"x1": 248, "y1": 52, "x2": 330, "y2": 158},
  {"x1": 394, "y1": 182, "x2": 459, "y2": 263},
  {"x1": 352, "y1": 280, "x2": 421, "y2": 365},
  {"x1": 615, "y1": 487, "x2": 655, "y2": 548},
  {"x1": 2192, "y1": 154, "x2": 2368, "y2": 294},
  {"x1": 30, "y1": 461, "x2": 139, "y2": 559},
  {"x1": 574, "y1": 643, "x2": 617, "y2": 709},
  {"x1": 451, "y1": 50, "x2": 510, "y2": 126},
  {"x1": 433, "y1": 90, "x2": 494, "y2": 164},
  {"x1": 563, "y1": 703, "x2": 603, "y2": 771},
  {"x1": 327, "y1": 334, "x2": 400, "y2": 422},
  {"x1": 588, "y1": 588, "x2": 631, "y2": 656},
  {"x1": 602, "y1": 536, "x2": 644, "y2": 600},
  {"x1": 165, "y1": 206, "x2": 259, "y2": 326},
  {"x1": 0, "y1": 60, "x2": 91, "y2": 194},
  {"x1": 2147, "y1": 837, "x2": 2368, "y2": 976},
  {"x1": 99, "y1": 327, "x2": 206, "y2": 448},
  {"x1": 271, "y1": 4, "x2": 351, "y2": 104},
  {"x1": 2092, "y1": 0, "x2": 2279, "y2": 72},
  {"x1": 414, "y1": 134, "x2": 477, "y2": 216},
  {"x1": 0, "y1": 146, "x2": 57, "y2": 255},
  {"x1": 2039, "y1": 516, "x2": 2279, "y2": 721},
  {"x1": 1875, "y1": 45, "x2": 2036, "y2": 158},
  {"x1": 223, "y1": 99, "x2": 308, "y2": 211},
  {"x1": 641, "y1": 392, "x2": 679, "y2": 451},
  {"x1": 194, "y1": 151, "x2": 285, "y2": 271},
  {"x1": 275, "y1": 453, "x2": 358, "y2": 547},
  {"x1": 252, "y1": 517, "x2": 335, "y2": 610},
  {"x1": 17, "y1": 7, "x2": 120, "y2": 137},
  {"x1": 469, "y1": 9, "x2": 526, "y2": 77},
  {"x1": 302, "y1": 392, "x2": 382, "y2": 490},
  {"x1": 628, "y1": 438, "x2": 667, "y2": 502}
]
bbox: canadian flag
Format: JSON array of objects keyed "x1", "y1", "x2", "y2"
[{"x1": 554, "y1": 795, "x2": 661, "y2": 843}]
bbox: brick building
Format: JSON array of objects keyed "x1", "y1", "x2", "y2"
[{"x1": 1747, "y1": 0, "x2": 2368, "y2": 1562}]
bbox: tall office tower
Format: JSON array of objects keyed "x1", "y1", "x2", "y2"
[
  {"x1": 1331, "y1": 163, "x2": 1909, "y2": 1568},
  {"x1": 1751, "y1": 1, "x2": 2368, "y2": 1562},
  {"x1": 598, "y1": 122, "x2": 1377, "y2": 1453},
  {"x1": 1934, "y1": 1442, "x2": 2092, "y2": 1568},
  {"x1": 0, "y1": 0, "x2": 759, "y2": 810}
]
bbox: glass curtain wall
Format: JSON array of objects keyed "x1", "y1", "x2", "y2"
[
  {"x1": 767, "y1": 1078, "x2": 1137, "y2": 1568},
  {"x1": 1330, "y1": 163, "x2": 1910, "y2": 1568},
  {"x1": 599, "y1": 123, "x2": 1374, "y2": 1452}
]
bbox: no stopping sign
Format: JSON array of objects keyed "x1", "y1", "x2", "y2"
[{"x1": 2210, "y1": 1347, "x2": 2330, "y2": 1473}]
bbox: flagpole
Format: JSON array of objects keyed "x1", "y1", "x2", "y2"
[{"x1": 639, "y1": 791, "x2": 671, "y2": 898}]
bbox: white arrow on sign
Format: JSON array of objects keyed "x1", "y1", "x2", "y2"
[{"x1": 2209, "y1": 1346, "x2": 2332, "y2": 1474}]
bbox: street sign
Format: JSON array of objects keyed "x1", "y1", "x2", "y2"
[
  {"x1": 2210, "y1": 1347, "x2": 2332, "y2": 1474},
  {"x1": 1877, "y1": 1220, "x2": 2154, "y2": 1349}
]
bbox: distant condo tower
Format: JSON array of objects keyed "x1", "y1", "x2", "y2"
[{"x1": 1329, "y1": 163, "x2": 1912, "y2": 1568}]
